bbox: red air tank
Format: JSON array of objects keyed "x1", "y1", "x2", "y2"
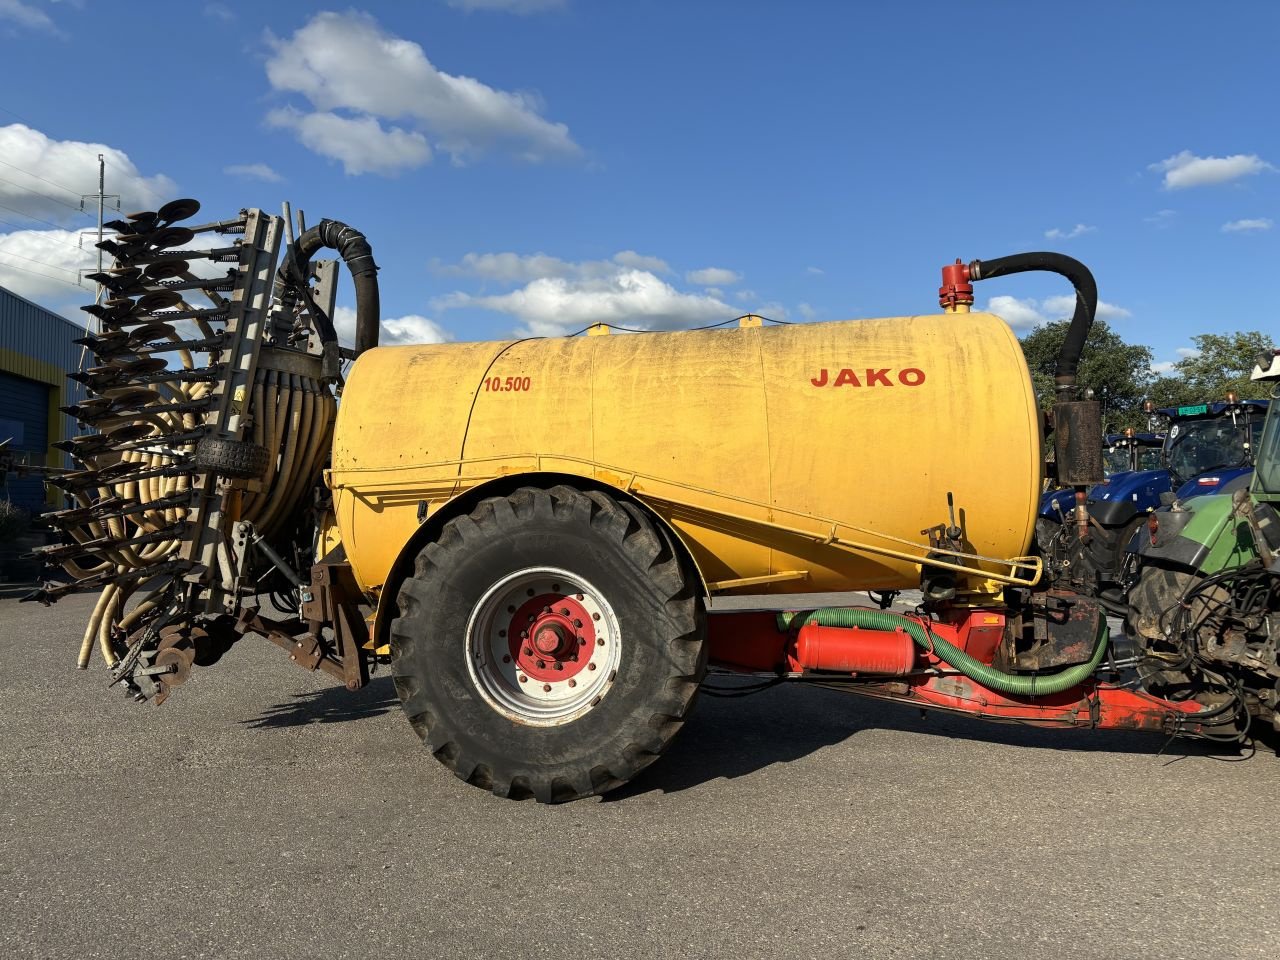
[{"x1": 789, "y1": 624, "x2": 916, "y2": 675}]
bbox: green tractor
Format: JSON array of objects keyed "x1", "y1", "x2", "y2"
[{"x1": 1127, "y1": 352, "x2": 1280, "y2": 746}]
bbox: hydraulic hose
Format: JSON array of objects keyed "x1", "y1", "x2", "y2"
[
  {"x1": 279, "y1": 218, "x2": 381, "y2": 357},
  {"x1": 968, "y1": 252, "x2": 1097, "y2": 393},
  {"x1": 777, "y1": 607, "x2": 1109, "y2": 697}
]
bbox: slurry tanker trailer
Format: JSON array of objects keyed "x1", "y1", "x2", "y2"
[{"x1": 20, "y1": 201, "x2": 1274, "y2": 803}]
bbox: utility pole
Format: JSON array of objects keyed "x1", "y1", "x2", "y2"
[
  {"x1": 75, "y1": 155, "x2": 120, "y2": 370},
  {"x1": 78, "y1": 154, "x2": 120, "y2": 311}
]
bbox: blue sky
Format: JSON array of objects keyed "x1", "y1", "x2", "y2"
[{"x1": 0, "y1": 0, "x2": 1276, "y2": 372}]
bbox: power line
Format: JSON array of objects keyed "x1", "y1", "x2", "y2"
[
  {"x1": 0, "y1": 245, "x2": 85, "y2": 274},
  {"x1": 0, "y1": 198, "x2": 75, "y2": 231},
  {"x1": 0, "y1": 172, "x2": 88, "y2": 216},
  {"x1": 0, "y1": 215, "x2": 87, "y2": 250},
  {"x1": 0, "y1": 256, "x2": 83, "y2": 288},
  {"x1": 0, "y1": 103, "x2": 38, "y2": 127},
  {"x1": 0, "y1": 157, "x2": 85, "y2": 200}
]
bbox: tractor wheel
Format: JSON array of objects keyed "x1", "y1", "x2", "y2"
[
  {"x1": 391, "y1": 484, "x2": 706, "y2": 802},
  {"x1": 1112, "y1": 516, "x2": 1147, "y2": 576}
]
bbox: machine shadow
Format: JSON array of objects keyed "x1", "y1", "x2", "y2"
[
  {"x1": 609, "y1": 682, "x2": 1239, "y2": 800},
  {"x1": 242, "y1": 676, "x2": 399, "y2": 729}
]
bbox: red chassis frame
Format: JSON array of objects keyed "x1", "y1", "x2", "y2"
[{"x1": 706, "y1": 608, "x2": 1209, "y2": 736}]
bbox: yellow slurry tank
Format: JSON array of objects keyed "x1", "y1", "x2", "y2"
[{"x1": 328, "y1": 310, "x2": 1043, "y2": 606}]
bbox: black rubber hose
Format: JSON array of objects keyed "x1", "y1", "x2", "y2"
[
  {"x1": 968, "y1": 252, "x2": 1097, "y2": 391},
  {"x1": 279, "y1": 219, "x2": 380, "y2": 356}
]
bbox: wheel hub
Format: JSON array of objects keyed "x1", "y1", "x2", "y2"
[
  {"x1": 509, "y1": 593, "x2": 595, "y2": 683},
  {"x1": 466, "y1": 568, "x2": 621, "y2": 725}
]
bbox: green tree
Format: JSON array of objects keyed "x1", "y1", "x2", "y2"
[
  {"x1": 1019, "y1": 319, "x2": 1154, "y2": 431},
  {"x1": 1147, "y1": 331, "x2": 1276, "y2": 408}
]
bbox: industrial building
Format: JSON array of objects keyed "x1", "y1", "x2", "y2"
[{"x1": 0, "y1": 285, "x2": 87, "y2": 515}]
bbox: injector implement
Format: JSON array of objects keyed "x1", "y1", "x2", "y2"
[{"x1": 25, "y1": 202, "x2": 1265, "y2": 802}]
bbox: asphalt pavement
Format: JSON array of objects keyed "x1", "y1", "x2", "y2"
[{"x1": 1, "y1": 590, "x2": 1276, "y2": 960}]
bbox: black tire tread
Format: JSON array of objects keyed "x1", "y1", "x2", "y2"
[
  {"x1": 193, "y1": 437, "x2": 270, "y2": 479},
  {"x1": 390, "y1": 483, "x2": 705, "y2": 802}
]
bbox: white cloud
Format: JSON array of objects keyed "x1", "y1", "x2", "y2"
[
  {"x1": 435, "y1": 249, "x2": 669, "y2": 282},
  {"x1": 266, "y1": 108, "x2": 431, "y2": 176},
  {"x1": 686, "y1": 266, "x2": 741, "y2": 286},
  {"x1": 797, "y1": 302, "x2": 818, "y2": 321},
  {"x1": 612, "y1": 250, "x2": 668, "y2": 273},
  {"x1": 333, "y1": 306, "x2": 451, "y2": 347},
  {"x1": 1145, "y1": 209, "x2": 1177, "y2": 228},
  {"x1": 806, "y1": 266, "x2": 824, "y2": 276},
  {"x1": 733, "y1": 289, "x2": 757, "y2": 302},
  {"x1": 447, "y1": 0, "x2": 566, "y2": 11},
  {"x1": 265, "y1": 11, "x2": 579, "y2": 172},
  {"x1": 1149, "y1": 150, "x2": 1274, "y2": 190},
  {"x1": 0, "y1": 227, "x2": 91, "y2": 302},
  {"x1": 1221, "y1": 218, "x2": 1272, "y2": 233},
  {"x1": 0, "y1": 124, "x2": 176, "y2": 222},
  {"x1": 0, "y1": 0, "x2": 58, "y2": 33},
  {"x1": 438, "y1": 268, "x2": 734, "y2": 338},
  {"x1": 1151, "y1": 347, "x2": 1200, "y2": 375},
  {"x1": 223, "y1": 162, "x2": 282, "y2": 183},
  {"x1": 1044, "y1": 223, "x2": 1095, "y2": 240},
  {"x1": 987, "y1": 294, "x2": 1131, "y2": 331},
  {"x1": 204, "y1": 2, "x2": 234, "y2": 21}
]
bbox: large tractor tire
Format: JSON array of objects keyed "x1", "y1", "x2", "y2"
[{"x1": 391, "y1": 484, "x2": 706, "y2": 802}]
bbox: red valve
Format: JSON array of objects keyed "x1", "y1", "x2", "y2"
[{"x1": 938, "y1": 258, "x2": 974, "y2": 310}]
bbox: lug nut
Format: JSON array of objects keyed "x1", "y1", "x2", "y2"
[
  {"x1": 573, "y1": 619, "x2": 582, "y2": 628},
  {"x1": 575, "y1": 593, "x2": 583, "y2": 600},
  {"x1": 568, "y1": 679, "x2": 577, "y2": 688},
  {"x1": 537, "y1": 660, "x2": 546, "y2": 669},
  {"x1": 543, "y1": 684, "x2": 552, "y2": 692},
  {"x1": 543, "y1": 605, "x2": 551, "y2": 614},
  {"x1": 592, "y1": 613, "x2": 600, "y2": 621},
  {"x1": 597, "y1": 638, "x2": 604, "y2": 647},
  {"x1": 520, "y1": 630, "x2": 528, "y2": 640},
  {"x1": 553, "y1": 662, "x2": 563, "y2": 671},
  {"x1": 498, "y1": 629, "x2": 506, "y2": 637},
  {"x1": 502, "y1": 654, "x2": 511, "y2": 663},
  {"x1": 519, "y1": 675, "x2": 527, "y2": 683},
  {"x1": 560, "y1": 607, "x2": 570, "y2": 616},
  {"x1": 507, "y1": 605, "x2": 516, "y2": 613},
  {"x1": 523, "y1": 646, "x2": 532, "y2": 656},
  {"x1": 588, "y1": 663, "x2": 597, "y2": 671},
  {"x1": 577, "y1": 637, "x2": 585, "y2": 646},
  {"x1": 526, "y1": 589, "x2": 534, "y2": 597}
]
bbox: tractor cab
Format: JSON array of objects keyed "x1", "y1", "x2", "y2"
[
  {"x1": 1101, "y1": 431, "x2": 1163, "y2": 475},
  {"x1": 1159, "y1": 399, "x2": 1268, "y2": 500}
]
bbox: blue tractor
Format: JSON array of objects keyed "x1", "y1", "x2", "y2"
[{"x1": 1037, "y1": 398, "x2": 1269, "y2": 593}]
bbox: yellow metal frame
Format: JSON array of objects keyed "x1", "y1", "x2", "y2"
[{"x1": 329, "y1": 452, "x2": 1043, "y2": 589}]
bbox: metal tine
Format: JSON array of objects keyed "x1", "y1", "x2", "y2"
[
  {"x1": 84, "y1": 271, "x2": 146, "y2": 296},
  {"x1": 52, "y1": 434, "x2": 113, "y2": 457},
  {"x1": 21, "y1": 559, "x2": 191, "y2": 605},
  {"x1": 119, "y1": 366, "x2": 221, "y2": 387},
  {"x1": 112, "y1": 428, "x2": 206, "y2": 454},
  {"x1": 29, "y1": 523, "x2": 188, "y2": 563},
  {"x1": 74, "y1": 329, "x2": 128, "y2": 349},
  {"x1": 144, "y1": 305, "x2": 232, "y2": 323},
  {"x1": 96, "y1": 244, "x2": 241, "y2": 268},
  {"x1": 49, "y1": 460, "x2": 190, "y2": 491},
  {"x1": 84, "y1": 397, "x2": 213, "y2": 423},
  {"x1": 41, "y1": 496, "x2": 125, "y2": 526},
  {"x1": 133, "y1": 331, "x2": 225, "y2": 354}
]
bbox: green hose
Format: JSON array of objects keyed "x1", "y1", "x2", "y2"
[{"x1": 777, "y1": 607, "x2": 1109, "y2": 697}]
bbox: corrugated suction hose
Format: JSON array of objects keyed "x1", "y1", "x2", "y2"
[{"x1": 776, "y1": 608, "x2": 1108, "y2": 696}]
